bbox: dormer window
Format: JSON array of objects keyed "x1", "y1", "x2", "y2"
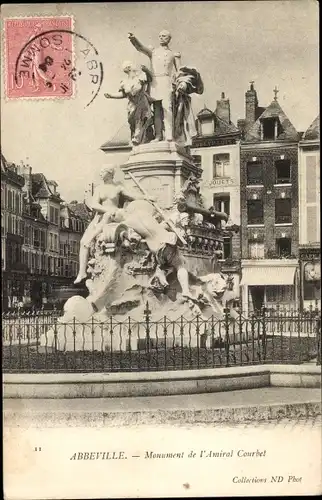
[
  {"x1": 263, "y1": 118, "x2": 275, "y2": 140},
  {"x1": 200, "y1": 119, "x2": 214, "y2": 136},
  {"x1": 261, "y1": 117, "x2": 282, "y2": 141}
]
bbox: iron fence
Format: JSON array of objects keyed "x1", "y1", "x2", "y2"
[{"x1": 2, "y1": 304, "x2": 321, "y2": 373}]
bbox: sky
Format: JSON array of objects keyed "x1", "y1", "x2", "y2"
[{"x1": 1, "y1": 1, "x2": 319, "y2": 202}]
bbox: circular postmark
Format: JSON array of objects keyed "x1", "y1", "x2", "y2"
[{"x1": 13, "y1": 29, "x2": 104, "y2": 107}]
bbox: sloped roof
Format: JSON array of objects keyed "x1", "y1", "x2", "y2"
[
  {"x1": 101, "y1": 122, "x2": 131, "y2": 150},
  {"x1": 32, "y1": 173, "x2": 63, "y2": 201},
  {"x1": 67, "y1": 201, "x2": 92, "y2": 221},
  {"x1": 303, "y1": 115, "x2": 320, "y2": 140},
  {"x1": 1, "y1": 152, "x2": 7, "y2": 172},
  {"x1": 215, "y1": 114, "x2": 239, "y2": 135},
  {"x1": 245, "y1": 100, "x2": 299, "y2": 142},
  {"x1": 1, "y1": 155, "x2": 25, "y2": 187}
]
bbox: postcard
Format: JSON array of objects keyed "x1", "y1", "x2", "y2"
[{"x1": 1, "y1": 1, "x2": 321, "y2": 499}]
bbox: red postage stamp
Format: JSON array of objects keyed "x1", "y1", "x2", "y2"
[{"x1": 4, "y1": 17, "x2": 74, "y2": 99}]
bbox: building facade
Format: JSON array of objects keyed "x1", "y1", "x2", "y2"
[
  {"x1": 239, "y1": 84, "x2": 301, "y2": 313},
  {"x1": 298, "y1": 116, "x2": 320, "y2": 309},
  {"x1": 191, "y1": 93, "x2": 241, "y2": 298},
  {"x1": 1, "y1": 154, "x2": 27, "y2": 310},
  {"x1": 1, "y1": 156, "x2": 91, "y2": 310},
  {"x1": 20, "y1": 165, "x2": 49, "y2": 308},
  {"x1": 60, "y1": 201, "x2": 91, "y2": 280}
]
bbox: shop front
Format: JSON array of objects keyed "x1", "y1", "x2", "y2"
[
  {"x1": 240, "y1": 259, "x2": 299, "y2": 314},
  {"x1": 299, "y1": 247, "x2": 321, "y2": 310},
  {"x1": 3, "y1": 272, "x2": 26, "y2": 310}
]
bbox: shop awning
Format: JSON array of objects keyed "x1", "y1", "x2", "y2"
[{"x1": 240, "y1": 266, "x2": 297, "y2": 286}]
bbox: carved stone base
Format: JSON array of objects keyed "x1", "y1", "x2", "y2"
[{"x1": 122, "y1": 140, "x2": 201, "y2": 209}]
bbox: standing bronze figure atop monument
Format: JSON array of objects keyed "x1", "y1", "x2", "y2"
[{"x1": 105, "y1": 30, "x2": 204, "y2": 146}]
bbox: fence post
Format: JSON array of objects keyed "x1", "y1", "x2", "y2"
[
  {"x1": 316, "y1": 316, "x2": 321, "y2": 366},
  {"x1": 144, "y1": 301, "x2": 151, "y2": 354},
  {"x1": 261, "y1": 307, "x2": 267, "y2": 361},
  {"x1": 223, "y1": 307, "x2": 230, "y2": 367}
]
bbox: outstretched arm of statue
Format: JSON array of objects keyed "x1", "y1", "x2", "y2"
[
  {"x1": 104, "y1": 91, "x2": 124, "y2": 99},
  {"x1": 128, "y1": 32, "x2": 153, "y2": 58}
]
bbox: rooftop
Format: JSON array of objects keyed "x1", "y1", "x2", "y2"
[
  {"x1": 31, "y1": 173, "x2": 63, "y2": 202},
  {"x1": 245, "y1": 98, "x2": 299, "y2": 142},
  {"x1": 303, "y1": 115, "x2": 320, "y2": 140},
  {"x1": 67, "y1": 201, "x2": 92, "y2": 221}
]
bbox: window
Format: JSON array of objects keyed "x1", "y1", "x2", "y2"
[
  {"x1": 34, "y1": 229, "x2": 40, "y2": 247},
  {"x1": 266, "y1": 285, "x2": 295, "y2": 303},
  {"x1": 275, "y1": 159, "x2": 291, "y2": 184},
  {"x1": 248, "y1": 241, "x2": 265, "y2": 259},
  {"x1": 223, "y1": 237, "x2": 232, "y2": 259},
  {"x1": 71, "y1": 240, "x2": 78, "y2": 255},
  {"x1": 7, "y1": 190, "x2": 12, "y2": 211},
  {"x1": 54, "y1": 208, "x2": 59, "y2": 225},
  {"x1": 40, "y1": 231, "x2": 46, "y2": 250},
  {"x1": 276, "y1": 238, "x2": 292, "y2": 257},
  {"x1": 275, "y1": 198, "x2": 292, "y2": 224},
  {"x1": 247, "y1": 200, "x2": 264, "y2": 225},
  {"x1": 262, "y1": 118, "x2": 276, "y2": 140},
  {"x1": 213, "y1": 194, "x2": 230, "y2": 217},
  {"x1": 15, "y1": 193, "x2": 19, "y2": 214},
  {"x1": 8, "y1": 214, "x2": 12, "y2": 233},
  {"x1": 192, "y1": 155, "x2": 202, "y2": 169},
  {"x1": 49, "y1": 206, "x2": 54, "y2": 223},
  {"x1": 213, "y1": 154, "x2": 230, "y2": 178},
  {"x1": 247, "y1": 162, "x2": 263, "y2": 185},
  {"x1": 200, "y1": 120, "x2": 214, "y2": 136}
]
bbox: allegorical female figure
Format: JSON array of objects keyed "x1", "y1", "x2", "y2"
[
  {"x1": 172, "y1": 66, "x2": 204, "y2": 146},
  {"x1": 104, "y1": 61, "x2": 154, "y2": 146},
  {"x1": 74, "y1": 163, "x2": 146, "y2": 284}
]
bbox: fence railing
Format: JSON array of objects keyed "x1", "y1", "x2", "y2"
[{"x1": 2, "y1": 305, "x2": 321, "y2": 373}]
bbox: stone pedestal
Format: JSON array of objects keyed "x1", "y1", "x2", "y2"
[{"x1": 122, "y1": 141, "x2": 201, "y2": 209}]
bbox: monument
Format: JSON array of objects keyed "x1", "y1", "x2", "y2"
[{"x1": 41, "y1": 30, "x2": 240, "y2": 352}]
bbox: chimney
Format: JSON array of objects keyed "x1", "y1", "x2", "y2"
[
  {"x1": 237, "y1": 119, "x2": 246, "y2": 139},
  {"x1": 245, "y1": 81, "x2": 258, "y2": 126},
  {"x1": 215, "y1": 92, "x2": 231, "y2": 123},
  {"x1": 26, "y1": 165, "x2": 32, "y2": 200},
  {"x1": 20, "y1": 161, "x2": 32, "y2": 201}
]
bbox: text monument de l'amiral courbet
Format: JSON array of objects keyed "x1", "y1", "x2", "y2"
[{"x1": 41, "y1": 29, "x2": 240, "y2": 352}]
